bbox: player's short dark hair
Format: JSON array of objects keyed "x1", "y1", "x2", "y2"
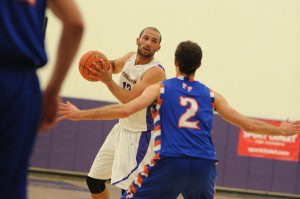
[
  {"x1": 175, "y1": 41, "x2": 202, "y2": 76},
  {"x1": 139, "y1": 27, "x2": 162, "y2": 44}
]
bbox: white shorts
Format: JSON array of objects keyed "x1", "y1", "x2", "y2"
[{"x1": 88, "y1": 123, "x2": 154, "y2": 190}]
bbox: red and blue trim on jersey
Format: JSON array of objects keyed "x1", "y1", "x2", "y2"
[{"x1": 125, "y1": 84, "x2": 164, "y2": 195}]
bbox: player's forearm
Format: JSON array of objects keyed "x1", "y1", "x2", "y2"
[
  {"x1": 105, "y1": 80, "x2": 135, "y2": 103},
  {"x1": 215, "y1": 93, "x2": 291, "y2": 136},
  {"x1": 243, "y1": 119, "x2": 284, "y2": 136},
  {"x1": 77, "y1": 104, "x2": 130, "y2": 120},
  {"x1": 47, "y1": 22, "x2": 84, "y2": 94}
]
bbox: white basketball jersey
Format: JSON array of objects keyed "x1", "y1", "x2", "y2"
[{"x1": 119, "y1": 54, "x2": 163, "y2": 132}]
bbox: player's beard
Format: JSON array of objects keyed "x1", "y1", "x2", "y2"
[{"x1": 137, "y1": 48, "x2": 155, "y2": 58}]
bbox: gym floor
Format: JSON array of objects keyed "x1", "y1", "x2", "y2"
[{"x1": 27, "y1": 171, "x2": 297, "y2": 199}]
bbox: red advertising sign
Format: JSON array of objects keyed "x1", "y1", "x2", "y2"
[{"x1": 238, "y1": 120, "x2": 300, "y2": 162}]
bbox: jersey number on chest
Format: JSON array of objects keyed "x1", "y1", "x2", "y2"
[{"x1": 122, "y1": 82, "x2": 132, "y2": 90}]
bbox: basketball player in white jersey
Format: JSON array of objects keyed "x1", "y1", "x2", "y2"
[{"x1": 58, "y1": 27, "x2": 165, "y2": 199}]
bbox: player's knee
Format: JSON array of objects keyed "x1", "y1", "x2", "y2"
[{"x1": 86, "y1": 176, "x2": 106, "y2": 194}]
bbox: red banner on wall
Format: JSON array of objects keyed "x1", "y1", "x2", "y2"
[{"x1": 237, "y1": 120, "x2": 300, "y2": 162}]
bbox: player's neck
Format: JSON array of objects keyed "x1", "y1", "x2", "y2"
[
  {"x1": 176, "y1": 71, "x2": 195, "y2": 79},
  {"x1": 135, "y1": 55, "x2": 154, "y2": 65}
]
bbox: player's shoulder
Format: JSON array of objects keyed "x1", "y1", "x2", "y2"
[
  {"x1": 143, "y1": 59, "x2": 165, "y2": 77},
  {"x1": 143, "y1": 65, "x2": 165, "y2": 79},
  {"x1": 140, "y1": 65, "x2": 165, "y2": 84},
  {"x1": 150, "y1": 59, "x2": 164, "y2": 70},
  {"x1": 124, "y1": 51, "x2": 136, "y2": 62}
]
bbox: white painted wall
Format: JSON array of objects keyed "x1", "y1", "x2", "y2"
[{"x1": 38, "y1": 0, "x2": 300, "y2": 121}]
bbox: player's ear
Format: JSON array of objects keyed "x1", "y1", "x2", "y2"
[
  {"x1": 136, "y1": 38, "x2": 140, "y2": 45},
  {"x1": 155, "y1": 45, "x2": 161, "y2": 52},
  {"x1": 174, "y1": 58, "x2": 179, "y2": 66}
]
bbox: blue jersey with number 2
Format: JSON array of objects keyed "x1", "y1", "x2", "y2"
[{"x1": 153, "y1": 76, "x2": 218, "y2": 161}]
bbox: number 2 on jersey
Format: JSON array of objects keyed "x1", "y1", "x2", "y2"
[{"x1": 178, "y1": 97, "x2": 200, "y2": 129}]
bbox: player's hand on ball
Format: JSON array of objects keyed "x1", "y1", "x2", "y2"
[
  {"x1": 56, "y1": 101, "x2": 81, "y2": 122},
  {"x1": 78, "y1": 50, "x2": 110, "y2": 82},
  {"x1": 89, "y1": 59, "x2": 113, "y2": 84}
]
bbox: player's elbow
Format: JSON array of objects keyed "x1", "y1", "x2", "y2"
[
  {"x1": 119, "y1": 108, "x2": 132, "y2": 118},
  {"x1": 72, "y1": 20, "x2": 84, "y2": 35},
  {"x1": 65, "y1": 18, "x2": 84, "y2": 35},
  {"x1": 118, "y1": 97, "x2": 132, "y2": 104}
]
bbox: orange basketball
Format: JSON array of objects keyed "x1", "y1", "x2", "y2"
[{"x1": 78, "y1": 50, "x2": 110, "y2": 82}]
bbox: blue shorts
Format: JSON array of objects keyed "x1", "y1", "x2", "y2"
[
  {"x1": 121, "y1": 157, "x2": 217, "y2": 199},
  {"x1": 0, "y1": 67, "x2": 41, "y2": 199}
]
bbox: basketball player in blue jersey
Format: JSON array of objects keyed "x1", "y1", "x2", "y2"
[
  {"x1": 58, "y1": 40, "x2": 300, "y2": 199},
  {"x1": 58, "y1": 27, "x2": 165, "y2": 199},
  {"x1": 0, "y1": 1, "x2": 84, "y2": 199}
]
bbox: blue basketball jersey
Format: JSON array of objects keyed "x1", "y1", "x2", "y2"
[
  {"x1": 152, "y1": 76, "x2": 218, "y2": 161},
  {"x1": 0, "y1": 0, "x2": 48, "y2": 69}
]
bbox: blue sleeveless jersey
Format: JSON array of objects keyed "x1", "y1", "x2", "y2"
[
  {"x1": 152, "y1": 76, "x2": 218, "y2": 161},
  {"x1": 0, "y1": 0, "x2": 48, "y2": 69}
]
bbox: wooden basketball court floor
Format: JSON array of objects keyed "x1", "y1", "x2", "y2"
[{"x1": 27, "y1": 171, "x2": 298, "y2": 199}]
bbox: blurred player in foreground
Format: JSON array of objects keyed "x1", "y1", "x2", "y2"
[
  {"x1": 0, "y1": 1, "x2": 84, "y2": 199},
  {"x1": 57, "y1": 40, "x2": 300, "y2": 199}
]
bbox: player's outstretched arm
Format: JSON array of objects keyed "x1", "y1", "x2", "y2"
[
  {"x1": 57, "y1": 101, "x2": 131, "y2": 122},
  {"x1": 56, "y1": 84, "x2": 160, "y2": 122},
  {"x1": 56, "y1": 101, "x2": 82, "y2": 121},
  {"x1": 214, "y1": 92, "x2": 300, "y2": 136}
]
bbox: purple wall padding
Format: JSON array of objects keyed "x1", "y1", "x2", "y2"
[
  {"x1": 30, "y1": 97, "x2": 300, "y2": 195},
  {"x1": 212, "y1": 120, "x2": 251, "y2": 189},
  {"x1": 31, "y1": 132, "x2": 51, "y2": 168},
  {"x1": 48, "y1": 121, "x2": 78, "y2": 171},
  {"x1": 297, "y1": 163, "x2": 300, "y2": 193},
  {"x1": 246, "y1": 158, "x2": 274, "y2": 191},
  {"x1": 30, "y1": 97, "x2": 118, "y2": 172}
]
